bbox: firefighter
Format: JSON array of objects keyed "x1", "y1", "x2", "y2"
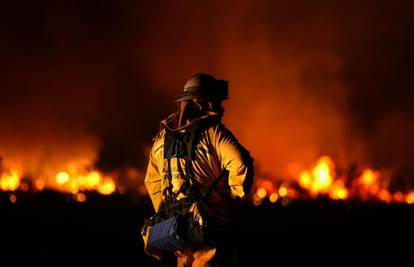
[{"x1": 141, "y1": 73, "x2": 254, "y2": 267}]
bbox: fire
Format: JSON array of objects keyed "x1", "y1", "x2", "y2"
[
  {"x1": 297, "y1": 156, "x2": 343, "y2": 199},
  {"x1": 74, "y1": 192, "x2": 87, "y2": 202},
  {"x1": 357, "y1": 169, "x2": 381, "y2": 197},
  {"x1": 86, "y1": 171, "x2": 101, "y2": 187},
  {"x1": 298, "y1": 171, "x2": 312, "y2": 189},
  {"x1": 278, "y1": 185, "x2": 288, "y2": 197},
  {"x1": 0, "y1": 170, "x2": 20, "y2": 191},
  {"x1": 310, "y1": 156, "x2": 334, "y2": 193},
  {"x1": 34, "y1": 179, "x2": 45, "y2": 191},
  {"x1": 257, "y1": 187, "x2": 267, "y2": 198},
  {"x1": 378, "y1": 189, "x2": 392, "y2": 203},
  {"x1": 9, "y1": 194, "x2": 17, "y2": 203},
  {"x1": 254, "y1": 155, "x2": 414, "y2": 205},
  {"x1": 406, "y1": 192, "x2": 414, "y2": 204},
  {"x1": 97, "y1": 178, "x2": 116, "y2": 195},
  {"x1": 0, "y1": 161, "x2": 117, "y2": 197},
  {"x1": 0, "y1": 153, "x2": 413, "y2": 206},
  {"x1": 269, "y1": 193, "x2": 279, "y2": 203},
  {"x1": 360, "y1": 169, "x2": 378, "y2": 186},
  {"x1": 52, "y1": 170, "x2": 116, "y2": 195},
  {"x1": 56, "y1": 172, "x2": 70, "y2": 185},
  {"x1": 329, "y1": 180, "x2": 349, "y2": 200}
]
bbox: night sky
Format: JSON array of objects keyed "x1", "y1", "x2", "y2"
[{"x1": 1, "y1": 0, "x2": 414, "y2": 180}]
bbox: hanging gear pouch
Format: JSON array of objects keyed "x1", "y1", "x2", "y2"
[
  {"x1": 148, "y1": 214, "x2": 188, "y2": 252},
  {"x1": 147, "y1": 208, "x2": 208, "y2": 252}
]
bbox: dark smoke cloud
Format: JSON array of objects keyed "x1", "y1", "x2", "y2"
[{"x1": 1, "y1": 0, "x2": 414, "y2": 181}]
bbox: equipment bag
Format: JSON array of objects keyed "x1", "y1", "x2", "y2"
[
  {"x1": 146, "y1": 170, "x2": 225, "y2": 252},
  {"x1": 148, "y1": 214, "x2": 189, "y2": 252}
]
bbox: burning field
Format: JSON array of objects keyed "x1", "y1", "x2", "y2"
[
  {"x1": 1, "y1": 0, "x2": 414, "y2": 265},
  {"x1": 253, "y1": 156, "x2": 414, "y2": 206},
  {"x1": 1, "y1": 154, "x2": 414, "y2": 206},
  {"x1": 1, "y1": 175, "x2": 412, "y2": 266},
  {"x1": 0, "y1": 154, "x2": 413, "y2": 265}
]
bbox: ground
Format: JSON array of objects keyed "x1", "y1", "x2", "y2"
[{"x1": 1, "y1": 191, "x2": 413, "y2": 266}]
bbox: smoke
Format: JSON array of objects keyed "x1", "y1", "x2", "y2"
[{"x1": 1, "y1": 0, "x2": 414, "y2": 183}]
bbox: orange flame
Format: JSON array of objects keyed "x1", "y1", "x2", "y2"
[
  {"x1": 0, "y1": 154, "x2": 412, "y2": 206},
  {"x1": 52, "y1": 170, "x2": 116, "y2": 195},
  {"x1": 298, "y1": 156, "x2": 340, "y2": 198},
  {"x1": 329, "y1": 180, "x2": 349, "y2": 200},
  {"x1": 0, "y1": 170, "x2": 20, "y2": 191},
  {"x1": 0, "y1": 163, "x2": 117, "y2": 197},
  {"x1": 254, "y1": 155, "x2": 414, "y2": 205},
  {"x1": 97, "y1": 178, "x2": 116, "y2": 195}
]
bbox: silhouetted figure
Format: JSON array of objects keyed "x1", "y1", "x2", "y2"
[{"x1": 141, "y1": 73, "x2": 254, "y2": 267}]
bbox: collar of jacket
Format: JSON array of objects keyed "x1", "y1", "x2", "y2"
[{"x1": 160, "y1": 111, "x2": 221, "y2": 132}]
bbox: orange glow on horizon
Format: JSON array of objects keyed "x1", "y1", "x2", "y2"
[
  {"x1": 0, "y1": 154, "x2": 413, "y2": 206},
  {"x1": 253, "y1": 155, "x2": 414, "y2": 206},
  {"x1": 0, "y1": 165, "x2": 117, "y2": 196}
]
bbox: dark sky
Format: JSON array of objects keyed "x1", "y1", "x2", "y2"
[{"x1": 1, "y1": 0, "x2": 414, "y2": 178}]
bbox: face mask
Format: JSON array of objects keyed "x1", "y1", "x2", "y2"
[{"x1": 177, "y1": 100, "x2": 202, "y2": 127}]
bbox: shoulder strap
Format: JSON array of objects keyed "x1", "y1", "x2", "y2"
[{"x1": 163, "y1": 158, "x2": 175, "y2": 203}]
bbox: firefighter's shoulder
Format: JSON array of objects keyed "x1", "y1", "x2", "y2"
[
  {"x1": 151, "y1": 128, "x2": 166, "y2": 142},
  {"x1": 207, "y1": 123, "x2": 239, "y2": 144}
]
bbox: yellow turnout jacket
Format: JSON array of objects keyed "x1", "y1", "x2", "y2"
[{"x1": 145, "y1": 112, "x2": 254, "y2": 225}]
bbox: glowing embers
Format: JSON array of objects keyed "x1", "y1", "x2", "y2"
[
  {"x1": 253, "y1": 179, "x2": 276, "y2": 206},
  {"x1": 0, "y1": 170, "x2": 20, "y2": 191},
  {"x1": 253, "y1": 155, "x2": 414, "y2": 205},
  {"x1": 406, "y1": 192, "x2": 414, "y2": 204},
  {"x1": 329, "y1": 180, "x2": 349, "y2": 200},
  {"x1": 269, "y1": 193, "x2": 279, "y2": 203},
  {"x1": 54, "y1": 170, "x2": 116, "y2": 195},
  {"x1": 97, "y1": 178, "x2": 116, "y2": 195},
  {"x1": 298, "y1": 156, "x2": 337, "y2": 197},
  {"x1": 34, "y1": 179, "x2": 45, "y2": 191},
  {"x1": 56, "y1": 172, "x2": 70, "y2": 185},
  {"x1": 253, "y1": 180, "x2": 297, "y2": 206},
  {"x1": 74, "y1": 192, "x2": 87, "y2": 202},
  {"x1": 1, "y1": 154, "x2": 413, "y2": 205},
  {"x1": 9, "y1": 193, "x2": 17, "y2": 203},
  {"x1": 353, "y1": 169, "x2": 389, "y2": 202},
  {"x1": 0, "y1": 165, "x2": 117, "y2": 197}
]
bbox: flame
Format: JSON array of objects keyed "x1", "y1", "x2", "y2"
[
  {"x1": 9, "y1": 194, "x2": 17, "y2": 203},
  {"x1": 357, "y1": 169, "x2": 381, "y2": 196},
  {"x1": 34, "y1": 179, "x2": 45, "y2": 191},
  {"x1": 0, "y1": 170, "x2": 20, "y2": 191},
  {"x1": 52, "y1": 170, "x2": 116, "y2": 195},
  {"x1": 406, "y1": 192, "x2": 414, "y2": 204},
  {"x1": 360, "y1": 169, "x2": 378, "y2": 186},
  {"x1": 257, "y1": 187, "x2": 267, "y2": 199},
  {"x1": 269, "y1": 193, "x2": 279, "y2": 203},
  {"x1": 254, "y1": 155, "x2": 414, "y2": 205},
  {"x1": 310, "y1": 156, "x2": 334, "y2": 193},
  {"x1": 278, "y1": 185, "x2": 288, "y2": 197},
  {"x1": 0, "y1": 154, "x2": 412, "y2": 206},
  {"x1": 0, "y1": 161, "x2": 117, "y2": 197},
  {"x1": 329, "y1": 180, "x2": 349, "y2": 200},
  {"x1": 74, "y1": 192, "x2": 87, "y2": 202},
  {"x1": 378, "y1": 189, "x2": 392, "y2": 203},
  {"x1": 97, "y1": 178, "x2": 116, "y2": 195},
  {"x1": 56, "y1": 172, "x2": 70, "y2": 185},
  {"x1": 298, "y1": 156, "x2": 337, "y2": 197}
]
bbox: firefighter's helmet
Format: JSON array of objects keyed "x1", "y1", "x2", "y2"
[{"x1": 175, "y1": 73, "x2": 228, "y2": 102}]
